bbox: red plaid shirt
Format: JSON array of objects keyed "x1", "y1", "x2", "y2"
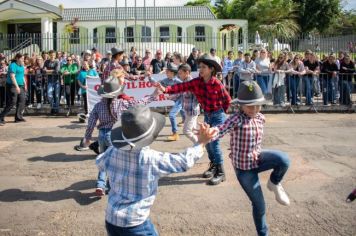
[
  {"x1": 213, "y1": 110, "x2": 265, "y2": 170},
  {"x1": 165, "y1": 76, "x2": 231, "y2": 113}
]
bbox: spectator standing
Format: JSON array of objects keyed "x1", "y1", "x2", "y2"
[
  {"x1": 272, "y1": 53, "x2": 290, "y2": 106},
  {"x1": 339, "y1": 54, "x2": 355, "y2": 105},
  {"x1": 304, "y1": 52, "x2": 320, "y2": 104},
  {"x1": 43, "y1": 50, "x2": 60, "y2": 114},
  {"x1": 61, "y1": 56, "x2": 79, "y2": 115},
  {"x1": 255, "y1": 49, "x2": 272, "y2": 96},
  {"x1": 0, "y1": 57, "x2": 8, "y2": 108},
  {"x1": 210, "y1": 48, "x2": 221, "y2": 65},
  {"x1": 288, "y1": 54, "x2": 306, "y2": 106},
  {"x1": 150, "y1": 50, "x2": 166, "y2": 74},
  {"x1": 186, "y1": 47, "x2": 199, "y2": 72},
  {"x1": 321, "y1": 54, "x2": 339, "y2": 106},
  {"x1": 77, "y1": 61, "x2": 98, "y2": 115},
  {"x1": 142, "y1": 49, "x2": 152, "y2": 71},
  {"x1": 0, "y1": 53, "x2": 27, "y2": 125}
]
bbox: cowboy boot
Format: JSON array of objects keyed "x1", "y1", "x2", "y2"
[
  {"x1": 202, "y1": 162, "x2": 217, "y2": 178},
  {"x1": 208, "y1": 164, "x2": 226, "y2": 185},
  {"x1": 167, "y1": 133, "x2": 179, "y2": 141}
]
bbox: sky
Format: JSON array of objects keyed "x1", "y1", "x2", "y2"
[{"x1": 40, "y1": 0, "x2": 355, "y2": 10}]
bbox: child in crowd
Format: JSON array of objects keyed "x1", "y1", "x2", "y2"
[
  {"x1": 77, "y1": 69, "x2": 159, "y2": 196},
  {"x1": 209, "y1": 80, "x2": 290, "y2": 236},
  {"x1": 77, "y1": 61, "x2": 98, "y2": 116},
  {"x1": 159, "y1": 63, "x2": 185, "y2": 141},
  {"x1": 96, "y1": 105, "x2": 216, "y2": 235},
  {"x1": 177, "y1": 64, "x2": 200, "y2": 143}
]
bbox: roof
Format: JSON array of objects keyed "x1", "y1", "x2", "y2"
[
  {"x1": 62, "y1": 6, "x2": 216, "y2": 21},
  {"x1": 2, "y1": 0, "x2": 62, "y2": 16}
]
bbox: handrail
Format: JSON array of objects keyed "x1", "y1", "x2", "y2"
[{"x1": 11, "y1": 37, "x2": 32, "y2": 53}]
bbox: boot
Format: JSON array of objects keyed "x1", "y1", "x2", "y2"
[
  {"x1": 167, "y1": 133, "x2": 179, "y2": 141},
  {"x1": 202, "y1": 162, "x2": 217, "y2": 178},
  {"x1": 208, "y1": 164, "x2": 226, "y2": 185}
]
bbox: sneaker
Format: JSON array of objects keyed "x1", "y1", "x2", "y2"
[
  {"x1": 74, "y1": 139, "x2": 89, "y2": 151},
  {"x1": 36, "y1": 103, "x2": 42, "y2": 109},
  {"x1": 267, "y1": 179, "x2": 290, "y2": 206},
  {"x1": 177, "y1": 121, "x2": 184, "y2": 127},
  {"x1": 0, "y1": 120, "x2": 5, "y2": 126},
  {"x1": 15, "y1": 118, "x2": 26, "y2": 123},
  {"x1": 95, "y1": 188, "x2": 105, "y2": 197},
  {"x1": 27, "y1": 104, "x2": 33, "y2": 108}
]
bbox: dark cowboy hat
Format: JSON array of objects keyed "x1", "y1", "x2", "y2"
[
  {"x1": 120, "y1": 58, "x2": 130, "y2": 66},
  {"x1": 197, "y1": 53, "x2": 222, "y2": 72},
  {"x1": 111, "y1": 47, "x2": 124, "y2": 56},
  {"x1": 111, "y1": 105, "x2": 165, "y2": 150},
  {"x1": 166, "y1": 63, "x2": 178, "y2": 73},
  {"x1": 97, "y1": 76, "x2": 125, "y2": 98},
  {"x1": 232, "y1": 80, "x2": 266, "y2": 106}
]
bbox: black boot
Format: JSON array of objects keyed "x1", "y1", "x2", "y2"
[
  {"x1": 202, "y1": 162, "x2": 217, "y2": 178},
  {"x1": 208, "y1": 164, "x2": 226, "y2": 185}
]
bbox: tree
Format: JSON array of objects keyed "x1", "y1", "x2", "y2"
[
  {"x1": 185, "y1": 0, "x2": 212, "y2": 7},
  {"x1": 323, "y1": 10, "x2": 356, "y2": 34},
  {"x1": 292, "y1": 0, "x2": 342, "y2": 33}
]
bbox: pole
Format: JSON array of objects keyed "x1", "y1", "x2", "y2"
[
  {"x1": 115, "y1": 0, "x2": 118, "y2": 43},
  {"x1": 125, "y1": 0, "x2": 127, "y2": 47},
  {"x1": 144, "y1": 0, "x2": 146, "y2": 42}
]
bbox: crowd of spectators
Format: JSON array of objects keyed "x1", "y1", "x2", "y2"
[{"x1": 0, "y1": 46, "x2": 355, "y2": 116}]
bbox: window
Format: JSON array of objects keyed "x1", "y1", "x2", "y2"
[
  {"x1": 70, "y1": 28, "x2": 80, "y2": 44},
  {"x1": 195, "y1": 26, "x2": 205, "y2": 42},
  {"x1": 141, "y1": 26, "x2": 151, "y2": 42},
  {"x1": 105, "y1": 27, "x2": 116, "y2": 43},
  {"x1": 125, "y1": 27, "x2": 134, "y2": 42},
  {"x1": 231, "y1": 31, "x2": 235, "y2": 48},
  {"x1": 177, "y1": 27, "x2": 182, "y2": 43},
  {"x1": 93, "y1": 28, "x2": 98, "y2": 44},
  {"x1": 160, "y1": 27, "x2": 169, "y2": 42}
]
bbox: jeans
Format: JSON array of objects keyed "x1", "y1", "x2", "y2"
[
  {"x1": 289, "y1": 75, "x2": 300, "y2": 105},
  {"x1": 47, "y1": 76, "x2": 60, "y2": 111},
  {"x1": 256, "y1": 75, "x2": 269, "y2": 95},
  {"x1": 322, "y1": 76, "x2": 337, "y2": 105},
  {"x1": 0, "y1": 84, "x2": 26, "y2": 121},
  {"x1": 339, "y1": 80, "x2": 353, "y2": 105},
  {"x1": 302, "y1": 76, "x2": 313, "y2": 105},
  {"x1": 235, "y1": 150, "x2": 290, "y2": 236},
  {"x1": 106, "y1": 219, "x2": 159, "y2": 236},
  {"x1": 204, "y1": 109, "x2": 226, "y2": 164},
  {"x1": 169, "y1": 98, "x2": 185, "y2": 134},
  {"x1": 272, "y1": 85, "x2": 285, "y2": 105},
  {"x1": 97, "y1": 128, "x2": 112, "y2": 190},
  {"x1": 28, "y1": 74, "x2": 42, "y2": 104}
]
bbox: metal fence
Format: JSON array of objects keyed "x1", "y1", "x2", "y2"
[
  {"x1": 0, "y1": 71, "x2": 355, "y2": 114},
  {"x1": 1, "y1": 33, "x2": 356, "y2": 60}
]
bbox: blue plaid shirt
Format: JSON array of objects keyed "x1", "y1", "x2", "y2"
[
  {"x1": 96, "y1": 144, "x2": 204, "y2": 227},
  {"x1": 85, "y1": 96, "x2": 156, "y2": 139}
]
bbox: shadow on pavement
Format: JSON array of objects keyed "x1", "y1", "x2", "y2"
[
  {"x1": 24, "y1": 136, "x2": 82, "y2": 143},
  {"x1": 28, "y1": 153, "x2": 95, "y2": 162},
  {"x1": 58, "y1": 124, "x2": 85, "y2": 130},
  {"x1": 159, "y1": 174, "x2": 207, "y2": 186},
  {"x1": 0, "y1": 180, "x2": 100, "y2": 205}
]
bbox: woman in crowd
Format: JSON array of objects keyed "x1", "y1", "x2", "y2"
[
  {"x1": 255, "y1": 48, "x2": 272, "y2": 96},
  {"x1": 61, "y1": 56, "x2": 79, "y2": 115},
  {"x1": 0, "y1": 57, "x2": 8, "y2": 108},
  {"x1": 272, "y1": 53, "x2": 290, "y2": 106},
  {"x1": 321, "y1": 54, "x2": 339, "y2": 106},
  {"x1": 0, "y1": 53, "x2": 27, "y2": 125},
  {"x1": 339, "y1": 54, "x2": 355, "y2": 105},
  {"x1": 131, "y1": 56, "x2": 145, "y2": 75},
  {"x1": 28, "y1": 56, "x2": 44, "y2": 109},
  {"x1": 304, "y1": 52, "x2": 320, "y2": 105},
  {"x1": 288, "y1": 54, "x2": 306, "y2": 106},
  {"x1": 77, "y1": 61, "x2": 98, "y2": 116}
]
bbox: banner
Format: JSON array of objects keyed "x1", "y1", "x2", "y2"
[{"x1": 86, "y1": 72, "x2": 199, "y2": 114}]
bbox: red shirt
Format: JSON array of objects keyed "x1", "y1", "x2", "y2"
[{"x1": 165, "y1": 76, "x2": 231, "y2": 113}]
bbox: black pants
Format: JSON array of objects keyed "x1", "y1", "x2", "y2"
[
  {"x1": 82, "y1": 92, "x2": 88, "y2": 114},
  {"x1": 0, "y1": 84, "x2": 26, "y2": 121},
  {"x1": 65, "y1": 83, "x2": 76, "y2": 107},
  {"x1": 0, "y1": 86, "x2": 5, "y2": 108},
  {"x1": 28, "y1": 75, "x2": 42, "y2": 104}
]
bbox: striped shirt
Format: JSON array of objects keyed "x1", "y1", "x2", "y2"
[
  {"x1": 165, "y1": 76, "x2": 231, "y2": 113},
  {"x1": 84, "y1": 96, "x2": 156, "y2": 140},
  {"x1": 96, "y1": 144, "x2": 204, "y2": 227},
  {"x1": 213, "y1": 110, "x2": 265, "y2": 170}
]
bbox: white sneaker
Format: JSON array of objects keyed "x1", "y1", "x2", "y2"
[
  {"x1": 36, "y1": 103, "x2": 42, "y2": 109},
  {"x1": 267, "y1": 179, "x2": 290, "y2": 206}
]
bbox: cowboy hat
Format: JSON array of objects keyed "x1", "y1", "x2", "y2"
[
  {"x1": 111, "y1": 105, "x2": 165, "y2": 150},
  {"x1": 231, "y1": 80, "x2": 266, "y2": 106},
  {"x1": 166, "y1": 63, "x2": 179, "y2": 73},
  {"x1": 197, "y1": 53, "x2": 222, "y2": 72},
  {"x1": 97, "y1": 76, "x2": 125, "y2": 98},
  {"x1": 111, "y1": 47, "x2": 124, "y2": 56}
]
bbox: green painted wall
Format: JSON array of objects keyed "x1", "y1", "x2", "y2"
[
  {"x1": 95, "y1": 25, "x2": 120, "y2": 44},
  {"x1": 0, "y1": 22, "x2": 8, "y2": 34},
  {"x1": 187, "y1": 24, "x2": 213, "y2": 52},
  {"x1": 155, "y1": 25, "x2": 182, "y2": 43}
]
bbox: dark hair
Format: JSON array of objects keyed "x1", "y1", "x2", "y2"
[
  {"x1": 178, "y1": 63, "x2": 191, "y2": 73},
  {"x1": 228, "y1": 50, "x2": 233, "y2": 55},
  {"x1": 48, "y1": 50, "x2": 55, "y2": 55},
  {"x1": 244, "y1": 53, "x2": 251, "y2": 57},
  {"x1": 199, "y1": 61, "x2": 217, "y2": 76},
  {"x1": 174, "y1": 53, "x2": 183, "y2": 63},
  {"x1": 11, "y1": 53, "x2": 23, "y2": 63}
]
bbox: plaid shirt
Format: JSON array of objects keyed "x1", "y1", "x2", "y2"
[
  {"x1": 182, "y1": 76, "x2": 200, "y2": 116},
  {"x1": 96, "y1": 144, "x2": 204, "y2": 227},
  {"x1": 213, "y1": 110, "x2": 265, "y2": 170},
  {"x1": 102, "y1": 60, "x2": 145, "y2": 83},
  {"x1": 165, "y1": 76, "x2": 231, "y2": 113},
  {"x1": 85, "y1": 96, "x2": 155, "y2": 140}
]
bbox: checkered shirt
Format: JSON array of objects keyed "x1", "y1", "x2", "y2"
[
  {"x1": 102, "y1": 60, "x2": 145, "y2": 83},
  {"x1": 165, "y1": 76, "x2": 231, "y2": 113},
  {"x1": 213, "y1": 110, "x2": 265, "y2": 170},
  {"x1": 96, "y1": 144, "x2": 204, "y2": 227},
  {"x1": 182, "y1": 76, "x2": 200, "y2": 116},
  {"x1": 85, "y1": 96, "x2": 156, "y2": 140}
]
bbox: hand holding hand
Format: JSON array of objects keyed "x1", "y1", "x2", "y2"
[{"x1": 196, "y1": 123, "x2": 218, "y2": 145}]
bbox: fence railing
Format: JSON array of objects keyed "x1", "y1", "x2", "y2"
[{"x1": 0, "y1": 71, "x2": 355, "y2": 114}]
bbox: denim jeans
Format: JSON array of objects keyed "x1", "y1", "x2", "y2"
[
  {"x1": 256, "y1": 75, "x2": 269, "y2": 95},
  {"x1": 322, "y1": 76, "x2": 337, "y2": 105},
  {"x1": 289, "y1": 75, "x2": 300, "y2": 105},
  {"x1": 302, "y1": 76, "x2": 313, "y2": 105},
  {"x1": 169, "y1": 98, "x2": 185, "y2": 133},
  {"x1": 106, "y1": 219, "x2": 159, "y2": 236},
  {"x1": 97, "y1": 128, "x2": 112, "y2": 189},
  {"x1": 204, "y1": 109, "x2": 226, "y2": 164},
  {"x1": 47, "y1": 77, "x2": 60, "y2": 111},
  {"x1": 235, "y1": 150, "x2": 290, "y2": 236},
  {"x1": 272, "y1": 85, "x2": 285, "y2": 105}
]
